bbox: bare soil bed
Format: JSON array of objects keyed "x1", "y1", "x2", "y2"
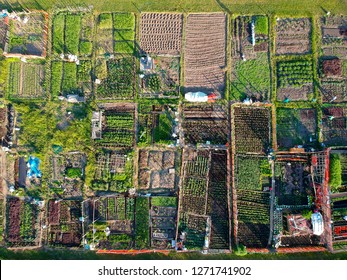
[
  {"x1": 138, "y1": 149, "x2": 177, "y2": 193},
  {"x1": 140, "y1": 13, "x2": 183, "y2": 55},
  {"x1": 320, "y1": 80, "x2": 347, "y2": 102},
  {"x1": 321, "y1": 16, "x2": 347, "y2": 58},
  {"x1": 184, "y1": 13, "x2": 226, "y2": 94},
  {"x1": 322, "y1": 107, "x2": 347, "y2": 146},
  {"x1": 275, "y1": 18, "x2": 312, "y2": 55},
  {"x1": 277, "y1": 85, "x2": 313, "y2": 101}
]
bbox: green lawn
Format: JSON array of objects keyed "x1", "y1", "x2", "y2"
[{"x1": 1, "y1": 0, "x2": 346, "y2": 14}]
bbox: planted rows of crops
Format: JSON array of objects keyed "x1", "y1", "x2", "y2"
[
  {"x1": 277, "y1": 60, "x2": 313, "y2": 88},
  {"x1": 235, "y1": 155, "x2": 271, "y2": 248},
  {"x1": 6, "y1": 197, "x2": 38, "y2": 246},
  {"x1": 53, "y1": 13, "x2": 93, "y2": 56},
  {"x1": 7, "y1": 61, "x2": 45, "y2": 99}
]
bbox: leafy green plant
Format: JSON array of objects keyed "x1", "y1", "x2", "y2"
[
  {"x1": 330, "y1": 154, "x2": 342, "y2": 192},
  {"x1": 66, "y1": 168, "x2": 82, "y2": 178},
  {"x1": 113, "y1": 13, "x2": 135, "y2": 30},
  {"x1": 99, "y1": 13, "x2": 113, "y2": 29}
]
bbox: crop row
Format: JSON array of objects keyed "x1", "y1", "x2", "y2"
[{"x1": 277, "y1": 60, "x2": 313, "y2": 88}]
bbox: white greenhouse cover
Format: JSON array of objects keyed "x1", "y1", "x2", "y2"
[
  {"x1": 185, "y1": 92, "x2": 208, "y2": 102},
  {"x1": 311, "y1": 212, "x2": 324, "y2": 236}
]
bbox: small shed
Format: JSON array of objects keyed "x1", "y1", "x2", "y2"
[{"x1": 311, "y1": 212, "x2": 324, "y2": 236}]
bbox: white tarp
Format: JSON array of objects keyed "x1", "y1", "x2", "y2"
[
  {"x1": 311, "y1": 212, "x2": 324, "y2": 236},
  {"x1": 185, "y1": 92, "x2": 208, "y2": 102}
]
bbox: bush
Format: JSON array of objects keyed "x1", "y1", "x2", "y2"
[
  {"x1": 330, "y1": 154, "x2": 342, "y2": 192},
  {"x1": 302, "y1": 209, "x2": 313, "y2": 220},
  {"x1": 234, "y1": 244, "x2": 247, "y2": 256},
  {"x1": 66, "y1": 168, "x2": 82, "y2": 178},
  {"x1": 99, "y1": 13, "x2": 113, "y2": 29}
]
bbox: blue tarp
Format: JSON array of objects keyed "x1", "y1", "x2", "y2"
[{"x1": 27, "y1": 156, "x2": 42, "y2": 178}]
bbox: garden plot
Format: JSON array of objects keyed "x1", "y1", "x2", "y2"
[
  {"x1": 50, "y1": 152, "x2": 86, "y2": 198},
  {"x1": 52, "y1": 12, "x2": 94, "y2": 57},
  {"x1": 329, "y1": 151, "x2": 347, "y2": 194},
  {"x1": 6, "y1": 197, "x2": 40, "y2": 247},
  {"x1": 91, "y1": 149, "x2": 133, "y2": 193},
  {"x1": 276, "y1": 60, "x2": 314, "y2": 101},
  {"x1": 95, "y1": 56, "x2": 136, "y2": 100},
  {"x1": 182, "y1": 104, "x2": 228, "y2": 145},
  {"x1": 231, "y1": 16, "x2": 270, "y2": 101},
  {"x1": 93, "y1": 103, "x2": 136, "y2": 148},
  {"x1": 275, "y1": 18, "x2": 312, "y2": 55},
  {"x1": 7, "y1": 60, "x2": 45, "y2": 99},
  {"x1": 140, "y1": 13, "x2": 183, "y2": 55},
  {"x1": 321, "y1": 16, "x2": 347, "y2": 59},
  {"x1": 86, "y1": 196, "x2": 135, "y2": 249},
  {"x1": 6, "y1": 12, "x2": 48, "y2": 57},
  {"x1": 138, "y1": 149, "x2": 178, "y2": 194},
  {"x1": 320, "y1": 80, "x2": 347, "y2": 103},
  {"x1": 135, "y1": 197, "x2": 150, "y2": 248},
  {"x1": 232, "y1": 16, "x2": 269, "y2": 59},
  {"x1": 0, "y1": 17, "x2": 8, "y2": 50},
  {"x1": 235, "y1": 155, "x2": 271, "y2": 248},
  {"x1": 179, "y1": 148, "x2": 229, "y2": 250},
  {"x1": 48, "y1": 199, "x2": 82, "y2": 247},
  {"x1": 274, "y1": 160, "x2": 313, "y2": 206},
  {"x1": 321, "y1": 107, "x2": 347, "y2": 146},
  {"x1": 138, "y1": 103, "x2": 177, "y2": 145},
  {"x1": 96, "y1": 13, "x2": 135, "y2": 55},
  {"x1": 277, "y1": 108, "x2": 317, "y2": 149},
  {"x1": 150, "y1": 197, "x2": 177, "y2": 248},
  {"x1": 233, "y1": 106, "x2": 271, "y2": 154},
  {"x1": 51, "y1": 60, "x2": 92, "y2": 98},
  {"x1": 0, "y1": 107, "x2": 7, "y2": 140},
  {"x1": 184, "y1": 13, "x2": 226, "y2": 95},
  {"x1": 139, "y1": 56, "x2": 180, "y2": 97},
  {"x1": 53, "y1": 13, "x2": 79, "y2": 55}
]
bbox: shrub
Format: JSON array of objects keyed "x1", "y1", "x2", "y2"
[
  {"x1": 66, "y1": 168, "x2": 82, "y2": 178},
  {"x1": 234, "y1": 244, "x2": 247, "y2": 256}
]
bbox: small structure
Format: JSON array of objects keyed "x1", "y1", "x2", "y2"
[
  {"x1": 27, "y1": 156, "x2": 42, "y2": 179},
  {"x1": 140, "y1": 55, "x2": 154, "y2": 72},
  {"x1": 185, "y1": 92, "x2": 219, "y2": 102},
  {"x1": 91, "y1": 111, "x2": 102, "y2": 139},
  {"x1": 311, "y1": 212, "x2": 324, "y2": 236},
  {"x1": 66, "y1": 95, "x2": 84, "y2": 103}
]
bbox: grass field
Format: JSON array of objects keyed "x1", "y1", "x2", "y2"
[{"x1": 1, "y1": 0, "x2": 347, "y2": 15}]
